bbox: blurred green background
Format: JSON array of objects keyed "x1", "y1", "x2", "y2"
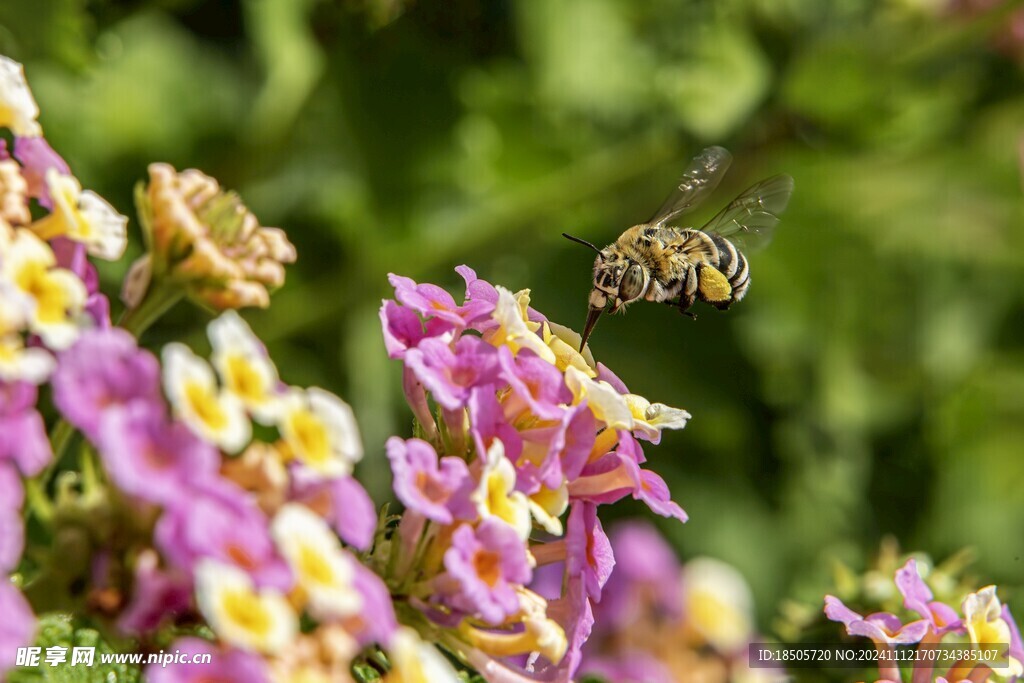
[{"x1": 3, "y1": 0, "x2": 1022, "y2": 650}]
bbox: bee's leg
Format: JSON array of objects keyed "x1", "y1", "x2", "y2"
[
  {"x1": 665, "y1": 292, "x2": 697, "y2": 319},
  {"x1": 678, "y1": 265, "x2": 699, "y2": 319}
]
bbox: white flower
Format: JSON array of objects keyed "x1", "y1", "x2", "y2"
[
  {"x1": 0, "y1": 334, "x2": 54, "y2": 384},
  {"x1": 0, "y1": 56, "x2": 41, "y2": 137},
  {"x1": 682, "y1": 557, "x2": 755, "y2": 653},
  {"x1": 1, "y1": 229, "x2": 86, "y2": 350},
  {"x1": 563, "y1": 365, "x2": 633, "y2": 430},
  {"x1": 388, "y1": 628, "x2": 461, "y2": 683},
  {"x1": 277, "y1": 387, "x2": 362, "y2": 477},
  {"x1": 162, "y1": 342, "x2": 251, "y2": 452},
  {"x1": 208, "y1": 311, "x2": 282, "y2": 423},
  {"x1": 195, "y1": 560, "x2": 298, "y2": 654},
  {"x1": 472, "y1": 440, "x2": 532, "y2": 541},
  {"x1": 270, "y1": 504, "x2": 362, "y2": 620},
  {"x1": 29, "y1": 170, "x2": 128, "y2": 260},
  {"x1": 0, "y1": 280, "x2": 53, "y2": 383},
  {"x1": 624, "y1": 393, "x2": 691, "y2": 443},
  {"x1": 488, "y1": 287, "x2": 557, "y2": 364}
]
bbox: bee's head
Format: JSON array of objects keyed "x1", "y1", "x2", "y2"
[
  {"x1": 562, "y1": 232, "x2": 649, "y2": 349},
  {"x1": 590, "y1": 254, "x2": 649, "y2": 314}
]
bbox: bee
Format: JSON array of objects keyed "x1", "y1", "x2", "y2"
[{"x1": 563, "y1": 146, "x2": 794, "y2": 350}]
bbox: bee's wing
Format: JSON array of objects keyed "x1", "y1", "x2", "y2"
[
  {"x1": 649, "y1": 146, "x2": 733, "y2": 227},
  {"x1": 699, "y1": 174, "x2": 794, "y2": 251}
]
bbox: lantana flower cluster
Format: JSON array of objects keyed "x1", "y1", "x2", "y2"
[
  {"x1": 823, "y1": 556, "x2": 1024, "y2": 683},
  {"x1": 375, "y1": 267, "x2": 692, "y2": 681},
  {"x1": 578, "y1": 521, "x2": 784, "y2": 683},
  {"x1": 0, "y1": 52, "x2": 696, "y2": 683}
]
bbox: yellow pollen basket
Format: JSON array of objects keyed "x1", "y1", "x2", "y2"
[
  {"x1": 222, "y1": 588, "x2": 273, "y2": 636},
  {"x1": 697, "y1": 266, "x2": 732, "y2": 303},
  {"x1": 185, "y1": 381, "x2": 229, "y2": 430}
]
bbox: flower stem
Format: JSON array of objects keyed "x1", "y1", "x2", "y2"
[
  {"x1": 49, "y1": 419, "x2": 75, "y2": 466},
  {"x1": 24, "y1": 477, "x2": 53, "y2": 526},
  {"x1": 119, "y1": 280, "x2": 184, "y2": 338}
]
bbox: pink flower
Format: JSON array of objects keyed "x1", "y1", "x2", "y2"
[
  {"x1": 566, "y1": 502, "x2": 614, "y2": 601},
  {"x1": 469, "y1": 387, "x2": 524, "y2": 463},
  {"x1": 379, "y1": 299, "x2": 452, "y2": 360},
  {"x1": 50, "y1": 238, "x2": 110, "y2": 326},
  {"x1": 824, "y1": 595, "x2": 930, "y2": 645},
  {"x1": 517, "y1": 402, "x2": 596, "y2": 492},
  {"x1": 390, "y1": 271, "x2": 492, "y2": 329},
  {"x1": 53, "y1": 328, "x2": 162, "y2": 440},
  {"x1": 155, "y1": 478, "x2": 292, "y2": 591},
  {"x1": 895, "y1": 559, "x2": 963, "y2": 635},
  {"x1": 405, "y1": 335, "x2": 500, "y2": 410},
  {"x1": 12, "y1": 136, "x2": 69, "y2": 209},
  {"x1": 0, "y1": 580, "x2": 36, "y2": 677},
  {"x1": 442, "y1": 520, "x2": 533, "y2": 625},
  {"x1": 118, "y1": 549, "x2": 193, "y2": 635},
  {"x1": 592, "y1": 522, "x2": 683, "y2": 630},
  {"x1": 0, "y1": 380, "x2": 51, "y2": 477},
  {"x1": 0, "y1": 463, "x2": 25, "y2": 572},
  {"x1": 386, "y1": 437, "x2": 474, "y2": 524},
  {"x1": 537, "y1": 577, "x2": 595, "y2": 682},
  {"x1": 568, "y1": 452, "x2": 637, "y2": 505},
  {"x1": 290, "y1": 470, "x2": 378, "y2": 551},
  {"x1": 98, "y1": 401, "x2": 219, "y2": 506},
  {"x1": 350, "y1": 563, "x2": 399, "y2": 647},
  {"x1": 633, "y1": 468, "x2": 688, "y2": 523},
  {"x1": 497, "y1": 347, "x2": 571, "y2": 422},
  {"x1": 144, "y1": 637, "x2": 270, "y2": 683}
]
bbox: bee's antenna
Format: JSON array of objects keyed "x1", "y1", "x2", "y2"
[{"x1": 562, "y1": 233, "x2": 602, "y2": 254}]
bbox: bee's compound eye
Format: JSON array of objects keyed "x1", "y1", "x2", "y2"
[{"x1": 618, "y1": 264, "x2": 646, "y2": 302}]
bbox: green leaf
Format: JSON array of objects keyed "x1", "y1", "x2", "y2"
[
  {"x1": 659, "y1": 22, "x2": 771, "y2": 140},
  {"x1": 8, "y1": 614, "x2": 141, "y2": 683}
]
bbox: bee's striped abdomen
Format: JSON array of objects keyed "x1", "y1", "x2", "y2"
[{"x1": 709, "y1": 234, "x2": 750, "y2": 308}]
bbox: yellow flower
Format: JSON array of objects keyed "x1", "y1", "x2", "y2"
[
  {"x1": 387, "y1": 628, "x2": 461, "y2": 683},
  {"x1": 458, "y1": 589, "x2": 567, "y2": 664},
  {"x1": 528, "y1": 481, "x2": 569, "y2": 536},
  {"x1": 0, "y1": 56, "x2": 41, "y2": 137},
  {"x1": 0, "y1": 277, "x2": 53, "y2": 383},
  {"x1": 29, "y1": 170, "x2": 128, "y2": 260},
  {"x1": 963, "y1": 586, "x2": 1023, "y2": 677},
  {"x1": 682, "y1": 557, "x2": 754, "y2": 653},
  {"x1": 270, "y1": 503, "x2": 362, "y2": 620},
  {"x1": 563, "y1": 366, "x2": 633, "y2": 430},
  {"x1": 195, "y1": 560, "x2": 298, "y2": 654},
  {"x1": 1, "y1": 229, "x2": 86, "y2": 350},
  {"x1": 542, "y1": 321, "x2": 597, "y2": 378},
  {"x1": 208, "y1": 311, "x2": 282, "y2": 423},
  {"x1": 472, "y1": 440, "x2": 532, "y2": 541},
  {"x1": 277, "y1": 387, "x2": 362, "y2": 477},
  {"x1": 128, "y1": 163, "x2": 296, "y2": 310},
  {"x1": 487, "y1": 287, "x2": 556, "y2": 364},
  {"x1": 623, "y1": 393, "x2": 691, "y2": 443},
  {"x1": 162, "y1": 342, "x2": 251, "y2": 452}
]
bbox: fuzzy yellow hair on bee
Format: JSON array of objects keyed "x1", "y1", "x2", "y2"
[{"x1": 564, "y1": 146, "x2": 793, "y2": 350}]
